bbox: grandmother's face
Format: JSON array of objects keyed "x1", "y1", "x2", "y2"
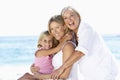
[
  {"x1": 62, "y1": 10, "x2": 79, "y2": 31},
  {"x1": 49, "y1": 21, "x2": 65, "y2": 41}
]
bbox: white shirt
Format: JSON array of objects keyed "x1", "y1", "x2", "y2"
[{"x1": 75, "y1": 20, "x2": 119, "y2": 80}]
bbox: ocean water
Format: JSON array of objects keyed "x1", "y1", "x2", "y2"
[
  {"x1": 0, "y1": 36, "x2": 38, "y2": 65},
  {"x1": 0, "y1": 35, "x2": 120, "y2": 65}
]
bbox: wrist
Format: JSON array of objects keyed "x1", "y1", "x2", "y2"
[
  {"x1": 61, "y1": 64, "x2": 67, "y2": 70},
  {"x1": 56, "y1": 45, "x2": 61, "y2": 51}
]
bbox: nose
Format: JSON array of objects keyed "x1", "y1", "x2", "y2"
[{"x1": 52, "y1": 29, "x2": 57, "y2": 36}]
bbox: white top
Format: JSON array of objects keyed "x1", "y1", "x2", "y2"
[
  {"x1": 52, "y1": 41, "x2": 79, "y2": 80},
  {"x1": 76, "y1": 20, "x2": 119, "y2": 80}
]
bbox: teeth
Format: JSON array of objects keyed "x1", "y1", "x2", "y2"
[
  {"x1": 69, "y1": 22, "x2": 74, "y2": 26},
  {"x1": 69, "y1": 24, "x2": 73, "y2": 26},
  {"x1": 69, "y1": 23, "x2": 72, "y2": 25}
]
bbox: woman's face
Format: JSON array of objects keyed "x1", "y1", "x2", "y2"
[
  {"x1": 62, "y1": 10, "x2": 79, "y2": 32},
  {"x1": 49, "y1": 21, "x2": 65, "y2": 41}
]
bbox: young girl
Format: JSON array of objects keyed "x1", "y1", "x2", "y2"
[
  {"x1": 34, "y1": 30, "x2": 58, "y2": 74},
  {"x1": 18, "y1": 30, "x2": 58, "y2": 80}
]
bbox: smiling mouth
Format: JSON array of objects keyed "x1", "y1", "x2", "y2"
[{"x1": 69, "y1": 22, "x2": 74, "y2": 27}]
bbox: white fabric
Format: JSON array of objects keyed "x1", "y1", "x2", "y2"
[
  {"x1": 52, "y1": 41, "x2": 79, "y2": 80},
  {"x1": 75, "y1": 20, "x2": 119, "y2": 80}
]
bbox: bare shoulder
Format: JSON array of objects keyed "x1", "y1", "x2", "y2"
[{"x1": 62, "y1": 41, "x2": 75, "y2": 53}]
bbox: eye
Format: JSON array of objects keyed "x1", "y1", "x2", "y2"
[
  {"x1": 70, "y1": 14, "x2": 74, "y2": 18},
  {"x1": 50, "y1": 28, "x2": 54, "y2": 32},
  {"x1": 63, "y1": 17, "x2": 67, "y2": 20},
  {"x1": 43, "y1": 40, "x2": 47, "y2": 43},
  {"x1": 56, "y1": 26, "x2": 60, "y2": 29}
]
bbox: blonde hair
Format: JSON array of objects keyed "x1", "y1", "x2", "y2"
[
  {"x1": 37, "y1": 30, "x2": 59, "y2": 48},
  {"x1": 61, "y1": 6, "x2": 81, "y2": 22},
  {"x1": 48, "y1": 15, "x2": 70, "y2": 35}
]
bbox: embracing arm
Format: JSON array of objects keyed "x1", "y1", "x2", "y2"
[
  {"x1": 51, "y1": 50, "x2": 84, "y2": 79},
  {"x1": 59, "y1": 43, "x2": 75, "y2": 79},
  {"x1": 36, "y1": 46, "x2": 60, "y2": 57},
  {"x1": 36, "y1": 32, "x2": 72, "y2": 57},
  {"x1": 52, "y1": 42, "x2": 76, "y2": 79},
  {"x1": 62, "y1": 50, "x2": 84, "y2": 69}
]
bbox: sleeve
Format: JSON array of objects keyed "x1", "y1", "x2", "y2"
[{"x1": 75, "y1": 24, "x2": 95, "y2": 55}]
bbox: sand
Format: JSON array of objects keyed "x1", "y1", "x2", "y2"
[
  {"x1": 0, "y1": 61, "x2": 120, "y2": 80},
  {"x1": 0, "y1": 64, "x2": 32, "y2": 80}
]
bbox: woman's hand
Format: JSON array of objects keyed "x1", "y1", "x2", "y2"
[
  {"x1": 57, "y1": 32, "x2": 73, "y2": 51},
  {"x1": 30, "y1": 64, "x2": 40, "y2": 74},
  {"x1": 51, "y1": 66, "x2": 65, "y2": 79},
  {"x1": 64, "y1": 31, "x2": 72, "y2": 41}
]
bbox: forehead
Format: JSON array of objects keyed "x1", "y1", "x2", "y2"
[
  {"x1": 42, "y1": 35, "x2": 53, "y2": 40},
  {"x1": 50, "y1": 21, "x2": 62, "y2": 27},
  {"x1": 63, "y1": 9, "x2": 75, "y2": 16}
]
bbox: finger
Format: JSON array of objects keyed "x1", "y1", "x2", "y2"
[
  {"x1": 51, "y1": 72, "x2": 55, "y2": 79},
  {"x1": 56, "y1": 75, "x2": 59, "y2": 79},
  {"x1": 53, "y1": 74, "x2": 57, "y2": 79}
]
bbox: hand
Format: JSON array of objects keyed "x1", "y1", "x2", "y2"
[
  {"x1": 64, "y1": 31, "x2": 72, "y2": 41},
  {"x1": 30, "y1": 64, "x2": 40, "y2": 74},
  {"x1": 57, "y1": 32, "x2": 73, "y2": 51},
  {"x1": 51, "y1": 66, "x2": 65, "y2": 79}
]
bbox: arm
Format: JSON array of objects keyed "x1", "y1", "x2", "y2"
[
  {"x1": 61, "y1": 24, "x2": 94, "y2": 69},
  {"x1": 52, "y1": 42, "x2": 76, "y2": 79},
  {"x1": 36, "y1": 32, "x2": 72, "y2": 57},
  {"x1": 59, "y1": 42, "x2": 75, "y2": 79},
  {"x1": 36, "y1": 46, "x2": 60, "y2": 57},
  {"x1": 61, "y1": 50, "x2": 84, "y2": 69},
  {"x1": 51, "y1": 50, "x2": 84, "y2": 79}
]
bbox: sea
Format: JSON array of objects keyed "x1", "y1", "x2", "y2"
[{"x1": 0, "y1": 35, "x2": 120, "y2": 80}]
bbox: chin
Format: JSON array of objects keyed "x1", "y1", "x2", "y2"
[{"x1": 55, "y1": 37, "x2": 60, "y2": 40}]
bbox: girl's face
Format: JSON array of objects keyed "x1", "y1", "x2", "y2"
[
  {"x1": 62, "y1": 10, "x2": 79, "y2": 32},
  {"x1": 49, "y1": 21, "x2": 65, "y2": 41},
  {"x1": 39, "y1": 35, "x2": 53, "y2": 49}
]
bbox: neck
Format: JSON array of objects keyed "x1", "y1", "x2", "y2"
[{"x1": 74, "y1": 28, "x2": 78, "y2": 34}]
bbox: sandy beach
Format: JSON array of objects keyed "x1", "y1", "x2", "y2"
[
  {"x1": 0, "y1": 60, "x2": 120, "y2": 80},
  {"x1": 0, "y1": 64, "x2": 32, "y2": 80}
]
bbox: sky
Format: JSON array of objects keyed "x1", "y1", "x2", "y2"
[{"x1": 0, "y1": 0, "x2": 120, "y2": 36}]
